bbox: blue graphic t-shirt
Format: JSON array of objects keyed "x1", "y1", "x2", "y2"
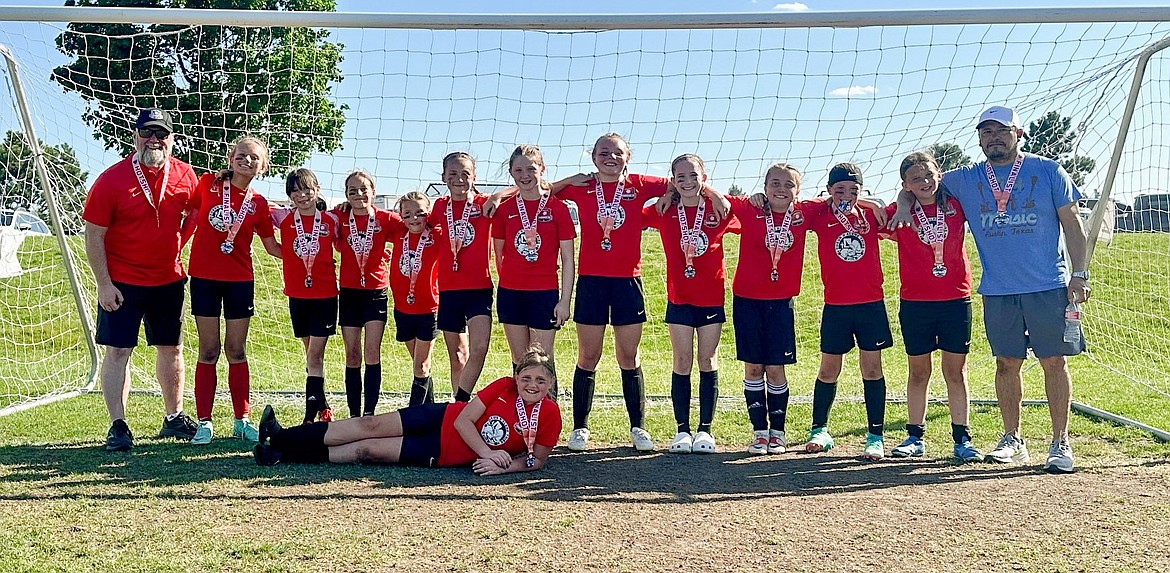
[{"x1": 941, "y1": 153, "x2": 1080, "y2": 296}]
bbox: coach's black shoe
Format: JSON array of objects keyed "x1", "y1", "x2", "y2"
[
  {"x1": 159, "y1": 411, "x2": 199, "y2": 440},
  {"x1": 258, "y1": 405, "x2": 282, "y2": 445},
  {"x1": 253, "y1": 443, "x2": 283, "y2": 466},
  {"x1": 105, "y1": 419, "x2": 133, "y2": 452}
]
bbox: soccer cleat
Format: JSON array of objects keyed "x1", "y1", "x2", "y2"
[
  {"x1": 691, "y1": 431, "x2": 716, "y2": 454},
  {"x1": 891, "y1": 436, "x2": 925, "y2": 458},
  {"x1": 669, "y1": 431, "x2": 694, "y2": 454},
  {"x1": 232, "y1": 418, "x2": 260, "y2": 442},
  {"x1": 159, "y1": 412, "x2": 199, "y2": 440},
  {"x1": 953, "y1": 440, "x2": 984, "y2": 463},
  {"x1": 566, "y1": 428, "x2": 590, "y2": 452},
  {"x1": 747, "y1": 430, "x2": 769, "y2": 455},
  {"x1": 804, "y1": 427, "x2": 835, "y2": 453},
  {"x1": 986, "y1": 433, "x2": 1030, "y2": 464},
  {"x1": 767, "y1": 429, "x2": 787, "y2": 454},
  {"x1": 190, "y1": 420, "x2": 214, "y2": 445},
  {"x1": 862, "y1": 432, "x2": 885, "y2": 461},
  {"x1": 253, "y1": 443, "x2": 283, "y2": 466},
  {"x1": 258, "y1": 405, "x2": 283, "y2": 445},
  {"x1": 105, "y1": 419, "x2": 133, "y2": 452},
  {"x1": 630, "y1": 427, "x2": 655, "y2": 451},
  {"x1": 1042, "y1": 437, "x2": 1075, "y2": 474}
]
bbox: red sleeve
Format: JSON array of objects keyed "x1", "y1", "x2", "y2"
[
  {"x1": 383, "y1": 210, "x2": 406, "y2": 236},
  {"x1": 554, "y1": 200, "x2": 576, "y2": 240},
  {"x1": 633, "y1": 174, "x2": 670, "y2": 201},
  {"x1": 189, "y1": 173, "x2": 212, "y2": 212},
  {"x1": 252, "y1": 196, "x2": 275, "y2": 238},
  {"x1": 490, "y1": 201, "x2": 510, "y2": 240},
  {"x1": 536, "y1": 399, "x2": 562, "y2": 447},
  {"x1": 476, "y1": 377, "x2": 510, "y2": 403},
  {"x1": 82, "y1": 174, "x2": 115, "y2": 228},
  {"x1": 640, "y1": 205, "x2": 660, "y2": 229}
]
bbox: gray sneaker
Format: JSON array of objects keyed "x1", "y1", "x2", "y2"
[
  {"x1": 986, "y1": 433, "x2": 1030, "y2": 463},
  {"x1": 1042, "y1": 438, "x2": 1074, "y2": 474}
]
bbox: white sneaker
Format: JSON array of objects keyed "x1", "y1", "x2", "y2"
[
  {"x1": 692, "y1": 431, "x2": 716, "y2": 454},
  {"x1": 747, "y1": 430, "x2": 769, "y2": 455},
  {"x1": 767, "y1": 429, "x2": 787, "y2": 454},
  {"x1": 669, "y1": 432, "x2": 693, "y2": 454},
  {"x1": 631, "y1": 427, "x2": 655, "y2": 451},
  {"x1": 567, "y1": 428, "x2": 590, "y2": 452},
  {"x1": 190, "y1": 420, "x2": 213, "y2": 445},
  {"x1": 986, "y1": 433, "x2": 1030, "y2": 463},
  {"x1": 1043, "y1": 437, "x2": 1075, "y2": 474}
]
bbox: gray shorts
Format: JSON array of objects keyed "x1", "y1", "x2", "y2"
[{"x1": 982, "y1": 287, "x2": 1085, "y2": 359}]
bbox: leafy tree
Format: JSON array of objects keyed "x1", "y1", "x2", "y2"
[
  {"x1": 925, "y1": 142, "x2": 972, "y2": 172},
  {"x1": 728, "y1": 184, "x2": 744, "y2": 196},
  {"x1": 52, "y1": 0, "x2": 347, "y2": 175},
  {"x1": 1021, "y1": 111, "x2": 1097, "y2": 187},
  {"x1": 0, "y1": 131, "x2": 88, "y2": 232}
]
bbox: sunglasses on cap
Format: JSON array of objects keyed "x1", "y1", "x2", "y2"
[{"x1": 137, "y1": 127, "x2": 172, "y2": 140}]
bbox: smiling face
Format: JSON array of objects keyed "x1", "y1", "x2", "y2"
[
  {"x1": 514, "y1": 364, "x2": 553, "y2": 404},
  {"x1": 592, "y1": 135, "x2": 630, "y2": 182},
  {"x1": 288, "y1": 182, "x2": 319, "y2": 214},
  {"x1": 671, "y1": 156, "x2": 707, "y2": 202},
  {"x1": 229, "y1": 140, "x2": 267, "y2": 180},
  {"x1": 509, "y1": 153, "x2": 545, "y2": 194},
  {"x1": 398, "y1": 198, "x2": 430, "y2": 233},
  {"x1": 134, "y1": 128, "x2": 173, "y2": 168},
  {"x1": 828, "y1": 180, "x2": 861, "y2": 210},
  {"x1": 764, "y1": 166, "x2": 800, "y2": 212},
  {"x1": 902, "y1": 162, "x2": 941, "y2": 204},
  {"x1": 978, "y1": 121, "x2": 1023, "y2": 165},
  {"x1": 443, "y1": 155, "x2": 476, "y2": 199},
  {"x1": 345, "y1": 173, "x2": 375, "y2": 212}
]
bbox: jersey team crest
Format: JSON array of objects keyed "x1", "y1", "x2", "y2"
[
  {"x1": 514, "y1": 229, "x2": 542, "y2": 262},
  {"x1": 834, "y1": 233, "x2": 865, "y2": 262},
  {"x1": 597, "y1": 205, "x2": 627, "y2": 230},
  {"x1": 685, "y1": 229, "x2": 711, "y2": 257},
  {"x1": 450, "y1": 220, "x2": 475, "y2": 247},
  {"x1": 916, "y1": 219, "x2": 949, "y2": 245},
  {"x1": 766, "y1": 227, "x2": 794, "y2": 251},
  {"x1": 347, "y1": 231, "x2": 373, "y2": 253},
  {"x1": 292, "y1": 234, "x2": 320, "y2": 258},
  {"x1": 398, "y1": 249, "x2": 421, "y2": 276},
  {"x1": 208, "y1": 201, "x2": 255, "y2": 232},
  {"x1": 479, "y1": 415, "x2": 509, "y2": 446}
]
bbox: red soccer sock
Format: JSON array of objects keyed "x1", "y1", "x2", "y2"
[
  {"x1": 194, "y1": 361, "x2": 217, "y2": 421},
  {"x1": 228, "y1": 361, "x2": 251, "y2": 419}
]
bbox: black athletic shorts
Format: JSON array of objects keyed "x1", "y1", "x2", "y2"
[
  {"x1": 339, "y1": 287, "x2": 389, "y2": 328},
  {"x1": 820, "y1": 300, "x2": 893, "y2": 355},
  {"x1": 899, "y1": 298, "x2": 972, "y2": 356},
  {"x1": 396, "y1": 402, "x2": 448, "y2": 467},
  {"x1": 288, "y1": 296, "x2": 338, "y2": 339},
  {"x1": 189, "y1": 277, "x2": 254, "y2": 320},
  {"x1": 497, "y1": 287, "x2": 560, "y2": 330},
  {"x1": 573, "y1": 275, "x2": 647, "y2": 326},
  {"x1": 664, "y1": 302, "x2": 726, "y2": 328},
  {"x1": 394, "y1": 309, "x2": 439, "y2": 342},
  {"x1": 437, "y1": 288, "x2": 493, "y2": 333},
  {"x1": 96, "y1": 278, "x2": 186, "y2": 348},
  {"x1": 733, "y1": 295, "x2": 797, "y2": 366}
]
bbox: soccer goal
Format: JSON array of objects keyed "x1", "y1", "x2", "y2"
[{"x1": 0, "y1": 6, "x2": 1168, "y2": 436}]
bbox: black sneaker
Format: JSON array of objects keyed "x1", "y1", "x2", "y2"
[
  {"x1": 159, "y1": 412, "x2": 199, "y2": 440},
  {"x1": 258, "y1": 404, "x2": 282, "y2": 445},
  {"x1": 105, "y1": 419, "x2": 133, "y2": 452},
  {"x1": 253, "y1": 443, "x2": 283, "y2": 466}
]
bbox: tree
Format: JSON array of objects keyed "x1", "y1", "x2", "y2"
[
  {"x1": 925, "y1": 142, "x2": 972, "y2": 173},
  {"x1": 0, "y1": 131, "x2": 88, "y2": 232},
  {"x1": 52, "y1": 0, "x2": 347, "y2": 175},
  {"x1": 1021, "y1": 111, "x2": 1097, "y2": 187},
  {"x1": 728, "y1": 184, "x2": 744, "y2": 196}
]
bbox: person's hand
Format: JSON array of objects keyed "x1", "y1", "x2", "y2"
[
  {"x1": 866, "y1": 203, "x2": 889, "y2": 228},
  {"x1": 215, "y1": 168, "x2": 232, "y2": 182},
  {"x1": 553, "y1": 300, "x2": 570, "y2": 327},
  {"x1": 565, "y1": 172, "x2": 595, "y2": 187},
  {"x1": 887, "y1": 202, "x2": 914, "y2": 231},
  {"x1": 702, "y1": 185, "x2": 730, "y2": 220},
  {"x1": 482, "y1": 193, "x2": 504, "y2": 218},
  {"x1": 472, "y1": 457, "x2": 509, "y2": 475},
  {"x1": 654, "y1": 192, "x2": 677, "y2": 215},
  {"x1": 1068, "y1": 278, "x2": 1091, "y2": 304},
  {"x1": 748, "y1": 193, "x2": 767, "y2": 209},
  {"x1": 97, "y1": 282, "x2": 124, "y2": 312}
]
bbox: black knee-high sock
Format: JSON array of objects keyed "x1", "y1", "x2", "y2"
[
  {"x1": 811, "y1": 379, "x2": 837, "y2": 430},
  {"x1": 362, "y1": 363, "x2": 381, "y2": 416},
  {"x1": 621, "y1": 367, "x2": 646, "y2": 429},
  {"x1": 572, "y1": 367, "x2": 596, "y2": 429},
  {"x1": 409, "y1": 376, "x2": 432, "y2": 407},
  {"x1": 423, "y1": 376, "x2": 435, "y2": 404},
  {"x1": 344, "y1": 366, "x2": 362, "y2": 418},
  {"x1": 304, "y1": 375, "x2": 326, "y2": 423},
  {"x1": 863, "y1": 377, "x2": 886, "y2": 436},
  {"x1": 766, "y1": 381, "x2": 790, "y2": 432},
  {"x1": 671, "y1": 372, "x2": 692, "y2": 433},
  {"x1": 744, "y1": 378, "x2": 767, "y2": 431},
  {"x1": 697, "y1": 370, "x2": 718, "y2": 434},
  {"x1": 907, "y1": 423, "x2": 926, "y2": 439},
  {"x1": 271, "y1": 421, "x2": 329, "y2": 463},
  {"x1": 951, "y1": 423, "x2": 971, "y2": 444}
]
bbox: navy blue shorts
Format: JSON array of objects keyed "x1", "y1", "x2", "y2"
[
  {"x1": 820, "y1": 300, "x2": 893, "y2": 355},
  {"x1": 733, "y1": 295, "x2": 796, "y2": 365},
  {"x1": 394, "y1": 310, "x2": 439, "y2": 342},
  {"x1": 664, "y1": 302, "x2": 725, "y2": 328},
  {"x1": 96, "y1": 279, "x2": 186, "y2": 348},
  {"x1": 339, "y1": 287, "x2": 389, "y2": 328},
  {"x1": 396, "y1": 402, "x2": 448, "y2": 467},
  {"x1": 573, "y1": 275, "x2": 646, "y2": 326},
  {"x1": 437, "y1": 288, "x2": 493, "y2": 333},
  {"x1": 899, "y1": 298, "x2": 972, "y2": 356},
  {"x1": 497, "y1": 287, "x2": 560, "y2": 330},
  {"x1": 189, "y1": 277, "x2": 254, "y2": 320},
  {"x1": 288, "y1": 297, "x2": 337, "y2": 339}
]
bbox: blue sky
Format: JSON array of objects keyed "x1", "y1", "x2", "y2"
[{"x1": 1, "y1": 1, "x2": 1169, "y2": 206}]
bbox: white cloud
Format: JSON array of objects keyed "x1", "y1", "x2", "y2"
[
  {"x1": 773, "y1": 2, "x2": 810, "y2": 11},
  {"x1": 829, "y1": 85, "x2": 878, "y2": 97}
]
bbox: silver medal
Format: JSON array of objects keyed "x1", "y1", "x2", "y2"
[
  {"x1": 932, "y1": 264, "x2": 947, "y2": 278},
  {"x1": 220, "y1": 241, "x2": 234, "y2": 255}
]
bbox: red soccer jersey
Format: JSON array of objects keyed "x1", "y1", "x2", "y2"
[
  {"x1": 884, "y1": 199, "x2": 973, "y2": 301},
  {"x1": 727, "y1": 196, "x2": 815, "y2": 301},
  {"x1": 558, "y1": 173, "x2": 669, "y2": 278},
  {"x1": 275, "y1": 208, "x2": 339, "y2": 299},
  {"x1": 805, "y1": 198, "x2": 885, "y2": 305},
  {"x1": 437, "y1": 377, "x2": 563, "y2": 467},
  {"x1": 82, "y1": 154, "x2": 197, "y2": 286},
  {"x1": 187, "y1": 173, "x2": 275, "y2": 282},
  {"x1": 333, "y1": 207, "x2": 401, "y2": 291},
  {"x1": 388, "y1": 229, "x2": 440, "y2": 314},
  {"x1": 642, "y1": 199, "x2": 733, "y2": 308},
  {"x1": 428, "y1": 194, "x2": 494, "y2": 292},
  {"x1": 491, "y1": 195, "x2": 576, "y2": 291}
]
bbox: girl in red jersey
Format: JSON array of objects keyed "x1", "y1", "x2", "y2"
[
  {"x1": 885, "y1": 152, "x2": 982, "y2": 462},
  {"x1": 333, "y1": 170, "x2": 400, "y2": 418},
  {"x1": 428, "y1": 153, "x2": 495, "y2": 402},
  {"x1": 274, "y1": 168, "x2": 341, "y2": 425},
  {"x1": 642, "y1": 154, "x2": 732, "y2": 454},
  {"x1": 492, "y1": 145, "x2": 577, "y2": 380},
  {"x1": 253, "y1": 344, "x2": 562, "y2": 475},
  {"x1": 390, "y1": 191, "x2": 441, "y2": 407},
  {"x1": 802, "y1": 163, "x2": 892, "y2": 461},
  {"x1": 727, "y1": 163, "x2": 819, "y2": 455},
  {"x1": 184, "y1": 136, "x2": 280, "y2": 445}
]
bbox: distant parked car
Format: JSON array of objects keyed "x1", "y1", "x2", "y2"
[
  {"x1": 0, "y1": 208, "x2": 51, "y2": 235},
  {"x1": 1130, "y1": 193, "x2": 1170, "y2": 232}
]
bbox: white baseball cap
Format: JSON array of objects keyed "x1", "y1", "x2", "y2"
[{"x1": 977, "y1": 105, "x2": 1021, "y2": 128}]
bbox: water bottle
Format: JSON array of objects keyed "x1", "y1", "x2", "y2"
[{"x1": 1063, "y1": 301, "x2": 1082, "y2": 345}]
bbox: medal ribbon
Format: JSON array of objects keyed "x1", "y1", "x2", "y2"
[
  {"x1": 221, "y1": 180, "x2": 254, "y2": 253},
  {"x1": 913, "y1": 202, "x2": 947, "y2": 271},
  {"x1": 676, "y1": 199, "x2": 706, "y2": 270},
  {"x1": 516, "y1": 192, "x2": 550, "y2": 254},
  {"x1": 293, "y1": 210, "x2": 322, "y2": 287},
  {"x1": 131, "y1": 154, "x2": 171, "y2": 226},
  {"x1": 445, "y1": 195, "x2": 474, "y2": 266},
  {"x1": 764, "y1": 204, "x2": 794, "y2": 275},
  {"x1": 832, "y1": 201, "x2": 869, "y2": 235},
  {"x1": 984, "y1": 153, "x2": 1025, "y2": 216},
  {"x1": 348, "y1": 210, "x2": 374, "y2": 287},
  {"x1": 402, "y1": 230, "x2": 428, "y2": 303},
  {"x1": 514, "y1": 395, "x2": 542, "y2": 466},
  {"x1": 594, "y1": 177, "x2": 626, "y2": 245}
]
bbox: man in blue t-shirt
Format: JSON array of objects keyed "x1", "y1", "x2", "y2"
[{"x1": 894, "y1": 106, "x2": 1091, "y2": 474}]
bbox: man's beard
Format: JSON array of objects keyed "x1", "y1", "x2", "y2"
[{"x1": 139, "y1": 147, "x2": 167, "y2": 167}]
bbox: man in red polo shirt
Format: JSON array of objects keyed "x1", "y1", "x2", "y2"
[{"x1": 83, "y1": 108, "x2": 199, "y2": 451}]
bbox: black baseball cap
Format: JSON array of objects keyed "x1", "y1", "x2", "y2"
[
  {"x1": 827, "y1": 162, "x2": 863, "y2": 187},
  {"x1": 135, "y1": 108, "x2": 173, "y2": 132}
]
